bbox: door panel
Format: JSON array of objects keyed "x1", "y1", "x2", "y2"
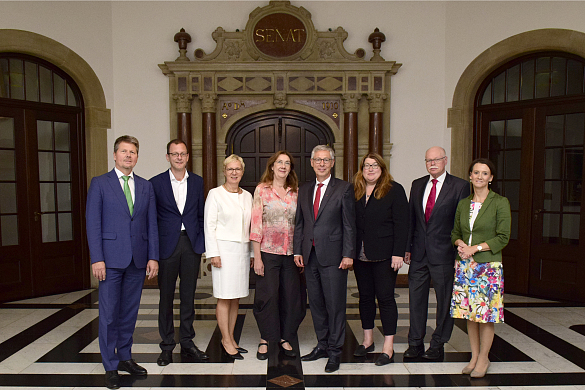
[
  {"x1": 0, "y1": 106, "x2": 85, "y2": 302},
  {"x1": 228, "y1": 111, "x2": 334, "y2": 194},
  {"x1": 529, "y1": 102, "x2": 585, "y2": 301},
  {"x1": 0, "y1": 107, "x2": 33, "y2": 302}
]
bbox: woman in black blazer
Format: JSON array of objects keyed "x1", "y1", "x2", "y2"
[{"x1": 352, "y1": 152, "x2": 409, "y2": 366}]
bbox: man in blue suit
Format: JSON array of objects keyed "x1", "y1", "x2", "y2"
[
  {"x1": 150, "y1": 139, "x2": 207, "y2": 366},
  {"x1": 86, "y1": 135, "x2": 159, "y2": 389}
]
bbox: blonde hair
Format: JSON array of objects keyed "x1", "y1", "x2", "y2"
[
  {"x1": 353, "y1": 152, "x2": 393, "y2": 200},
  {"x1": 223, "y1": 154, "x2": 245, "y2": 172}
]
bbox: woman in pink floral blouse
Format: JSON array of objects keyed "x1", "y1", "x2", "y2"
[{"x1": 250, "y1": 150, "x2": 305, "y2": 360}]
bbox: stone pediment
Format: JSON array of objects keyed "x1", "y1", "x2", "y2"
[{"x1": 192, "y1": 1, "x2": 366, "y2": 63}]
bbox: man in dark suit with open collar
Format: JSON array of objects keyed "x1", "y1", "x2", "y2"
[
  {"x1": 404, "y1": 146, "x2": 470, "y2": 360},
  {"x1": 150, "y1": 139, "x2": 208, "y2": 366},
  {"x1": 294, "y1": 145, "x2": 356, "y2": 373},
  {"x1": 86, "y1": 135, "x2": 159, "y2": 389}
]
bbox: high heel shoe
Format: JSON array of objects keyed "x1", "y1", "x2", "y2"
[
  {"x1": 470, "y1": 361, "x2": 490, "y2": 378},
  {"x1": 221, "y1": 342, "x2": 244, "y2": 360},
  {"x1": 462, "y1": 364, "x2": 475, "y2": 375},
  {"x1": 236, "y1": 347, "x2": 248, "y2": 354}
]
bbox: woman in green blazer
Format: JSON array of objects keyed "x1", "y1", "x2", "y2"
[{"x1": 450, "y1": 158, "x2": 511, "y2": 378}]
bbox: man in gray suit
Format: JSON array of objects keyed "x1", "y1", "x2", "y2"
[
  {"x1": 294, "y1": 145, "x2": 356, "y2": 373},
  {"x1": 404, "y1": 146, "x2": 470, "y2": 360}
]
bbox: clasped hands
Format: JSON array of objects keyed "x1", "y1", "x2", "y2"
[{"x1": 457, "y1": 243, "x2": 477, "y2": 259}]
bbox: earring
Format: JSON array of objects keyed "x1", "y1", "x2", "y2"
[{"x1": 489, "y1": 181, "x2": 492, "y2": 185}]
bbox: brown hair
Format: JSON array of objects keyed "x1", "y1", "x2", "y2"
[
  {"x1": 114, "y1": 135, "x2": 139, "y2": 153},
  {"x1": 166, "y1": 139, "x2": 188, "y2": 154},
  {"x1": 259, "y1": 150, "x2": 299, "y2": 192},
  {"x1": 353, "y1": 152, "x2": 393, "y2": 200}
]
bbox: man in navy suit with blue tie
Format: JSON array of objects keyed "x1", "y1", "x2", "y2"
[
  {"x1": 86, "y1": 135, "x2": 159, "y2": 389},
  {"x1": 150, "y1": 139, "x2": 208, "y2": 366}
]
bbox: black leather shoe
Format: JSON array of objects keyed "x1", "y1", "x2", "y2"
[
  {"x1": 353, "y1": 343, "x2": 375, "y2": 357},
  {"x1": 279, "y1": 340, "x2": 297, "y2": 357},
  {"x1": 301, "y1": 346, "x2": 328, "y2": 361},
  {"x1": 324, "y1": 356, "x2": 340, "y2": 372},
  {"x1": 105, "y1": 370, "x2": 120, "y2": 389},
  {"x1": 117, "y1": 359, "x2": 147, "y2": 375},
  {"x1": 221, "y1": 342, "x2": 244, "y2": 360},
  {"x1": 181, "y1": 345, "x2": 209, "y2": 360},
  {"x1": 157, "y1": 350, "x2": 173, "y2": 366},
  {"x1": 257, "y1": 342, "x2": 269, "y2": 360},
  {"x1": 375, "y1": 351, "x2": 394, "y2": 366},
  {"x1": 236, "y1": 347, "x2": 248, "y2": 354},
  {"x1": 403, "y1": 344, "x2": 424, "y2": 358},
  {"x1": 422, "y1": 346, "x2": 444, "y2": 360}
]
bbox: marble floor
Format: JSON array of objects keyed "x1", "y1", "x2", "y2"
[{"x1": 1, "y1": 278, "x2": 585, "y2": 390}]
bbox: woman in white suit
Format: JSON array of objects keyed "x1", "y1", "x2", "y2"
[{"x1": 204, "y1": 154, "x2": 254, "y2": 359}]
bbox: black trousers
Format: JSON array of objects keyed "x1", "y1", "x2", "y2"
[
  {"x1": 158, "y1": 233, "x2": 202, "y2": 350},
  {"x1": 353, "y1": 259, "x2": 398, "y2": 335},
  {"x1": 407, "y1": 255, "x2": 455, "y2": 348},
  {"x1": 253, "y1": 252, "x2": 305, "y2": 342},
  {"x1": 305, "y1": 248, "x2": 348, "y2": 358}
]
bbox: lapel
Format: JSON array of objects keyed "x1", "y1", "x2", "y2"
[
  {"x1": 307, "y1": 181, "x2": 317, "y2": 222},
  {"x1": 473, "y1": 190, "x2": 495, "y2": 226},
  {"x1": 184, "y1": 172, "x2": 195, "y2": 214},
  {"x1": 107, "y1": 169, "x2": 131, "y2": 217},
  {"x1": 431, "y1": 173, "x2": 454, "y2": 215},
  {"x1": 416, "y1": 176, "x2": 428, "y2": 228},
  {"x1": 163, "y1": 171, "x2": 180, "y2": 214},
  {"x1": 133, "y1": 174, "x2": 143, "y2": 216},
  {"x1": 316, "y1": 177, "x2": 335, "y2": 221}
]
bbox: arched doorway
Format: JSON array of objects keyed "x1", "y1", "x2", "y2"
[
  {"x1": 0, "y1": 53, "x2": 87, "y2": 302},
  {"x1": 475, "y1": 51, "x2": 585, "y2": 302},
  {"x1": 226, "y1": 110, "x2": 334, "y2": 194}
]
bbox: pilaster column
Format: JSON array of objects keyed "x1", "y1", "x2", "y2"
[
  {"x1": 342, "y1": 93, "x2": 359, "y2": 181},
  {"x1": 367, "y1": 93, "x2": 387, "y2": 155},
  {"x1": 200, "y1": 93, "x2": 217, "y2": 195},
  {"x1": 173, "y1": 93, "x2": 194, "y2": 172}
]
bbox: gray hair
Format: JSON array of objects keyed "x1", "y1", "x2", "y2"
[
  {"x1": 311, "y1": 145, "x2": 335, "y2": 160},
  {"x1": 223, "y1": 154, "x2": 245, "y2": 172}
]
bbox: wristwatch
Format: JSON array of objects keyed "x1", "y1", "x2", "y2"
[{"x1": 476, "y1": 245, "x2": 483, "y2": 252}]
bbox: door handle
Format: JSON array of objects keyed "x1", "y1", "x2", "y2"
[
  {"x1": 34, "y1": 211, "x2": 43, "y2": 222},
  {"x1": 534, "y1": 208, "x2": 544, "y2": 221}
]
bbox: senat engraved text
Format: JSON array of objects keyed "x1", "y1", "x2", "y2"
[{"x1": 255, "y1": 29, "x2": 305, "y2": 43}]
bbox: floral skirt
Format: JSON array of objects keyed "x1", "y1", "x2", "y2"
[{"x1": 450, "y1": 258, "x2": 504, "y2": 323}]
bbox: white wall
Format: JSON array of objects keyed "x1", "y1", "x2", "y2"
[{"x1": 2, "y1": 0, "x2": 585, "y2": 190}]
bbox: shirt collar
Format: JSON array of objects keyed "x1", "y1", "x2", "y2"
[
  {"x1": 115, "y1": 167, "x2": 134, "y2": 180},
  {"x1": 169, "y1": 168, "x2": 189, "y2": 183},
  {"x1": 429, "y1": 171, "x2": 446, "y2": 184},
  {"x1": 316, "y1": 175, "x2": 332, "y2": 186}
]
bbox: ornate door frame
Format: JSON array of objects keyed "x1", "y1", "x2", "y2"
[{"x1": 159, "y1": 0, "x2": 401, "y2": 194}]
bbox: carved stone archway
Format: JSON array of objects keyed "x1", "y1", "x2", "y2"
[
  {"x1": 159, "y1": 0, "x2": 401, "y2": 195},
  {"x1": 449, "y1": 28, "x2": 585, "y2": 178},
  {"x1": 0, "y1": 29, "x2": 111, "y2": 185}
]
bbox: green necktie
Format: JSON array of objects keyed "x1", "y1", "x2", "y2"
[{"x1": 121, "y1": 175, "x2": 134, "y2": 216}]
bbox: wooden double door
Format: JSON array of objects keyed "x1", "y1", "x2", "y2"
[
  {"x1": 227, "y1": 110, "x2": 334, "y2": 195},
  {"x1": 477, "y1": 100, "x2": 585, "y2": 301},
  {"x1": 0, "y1": 103, "x2": 87, "y2": 303}
]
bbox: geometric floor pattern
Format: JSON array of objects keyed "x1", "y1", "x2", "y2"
[{"x1": 1, "y1": 279, "x2": 585, "y2": 389}]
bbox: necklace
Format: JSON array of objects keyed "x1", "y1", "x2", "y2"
[{"x1": 223, "y1": 184, "x2": 239, "y2": 193}]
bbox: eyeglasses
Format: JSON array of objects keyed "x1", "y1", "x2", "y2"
[
  {"x1": 168, "y1": 152, "x2": 188, "y2": 158},
  {"x1": 363, "y1": 163, "x2": 380, "y2": 170},
  {"x1": 226, "y1": 167, "x2": 243, "y2": 173},
  {"x1": 275, "y1": 160, "x2": 291, "y2": 166},
  {"x1": 425, "y1": 157, "x2": 446, "y2": 165},
  {"x1": 312, "y1": 158, "x2": 332, "y2": 164}
]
